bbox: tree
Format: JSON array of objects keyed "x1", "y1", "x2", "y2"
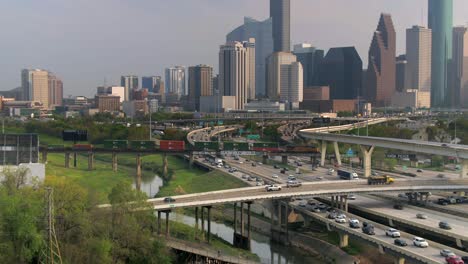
[
  {"x1": 107, "y1": 182, "x2": 172, "y2": 264},
  {"x1": 0, "y1": 188, "x2": 43, "y2": 263}
]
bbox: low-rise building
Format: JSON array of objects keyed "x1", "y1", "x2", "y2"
[{"x1": 95, "y1": 95, "x2": 120, "y2": 113}]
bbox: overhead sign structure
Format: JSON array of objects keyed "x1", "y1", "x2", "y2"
[
  {"x1": 247, "y1": 135, "x2": 261, "y2": 140},
  {"x1": 220, "y1": 151, "x2": 256, "y2": 156},
  {"x1": 194, "y1": 141, "x2": 219, "y2": 151},
  {"x1": 312, "y1": 117, "x2": 331, "y2": 124},
  {"x1": 223, "y1": 142, "x2": 250, "y2": 151}
]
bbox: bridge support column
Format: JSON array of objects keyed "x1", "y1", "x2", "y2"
[
  {"x1": 41, "y1": 150, "x2": 48, "y2": 163},
  {"x1": 87, "y1": 151, "x2": 94, "y2": 171},
  {"x1": 359, "y1": 145, "x2": 375, "y2": 178},
  {"x1": 205, "y1": 206, "x2": 212, "y2": 243},
  {"x1": 162, "y1": 154, "x2": 168, "y2": 179},
  {"x1": 320, "y1": 141, "x2": 327, "y2": 167},
  {"x1": 157, "y1": 211, "x2": 161, "y2": 235},
  {"x1": 281, "y1": 155, "x2": 288, "y2": 165},
  {"x1": 341, "y1": 196, "x2": 348, "y2": 211},
  {"x1": 73, "y1": 152, "x2": 77, "y2": 168},
  {"x1": 262, "y1": 155, "x2": 268, "y2": 165},
  {"x1": 195, "y1": 207, "x2": 199, "y2": 238},
  {"x1": 233, "y1": 203, "x2": 237, "y2": 235},
  {"x1": 333, "y1": 141, "x2": 342, "y2": 166},
  {"x1": 165, "y1": 210, "x2": 170, "y2": 238},
  {"x1": 201, "y1": 206, "x2": 205, "y2": 240},
  {"x1": 246, "y1": 202, "x2": 252, "y2": 250},
  {"x1": 112, "y1": 152, "x2": 118, "y2": 172},
  {"x1": 461, "y1": 159, "x2": 468, "y2": 179},
  {"x1": 136, "y1": 154, "x2": 142, "y2": 191},
  {"x1": 338, "y1": 232, "x2": 349, "y2": 248},
  {"x1": 331, "y1": 196, "x2": 336, "y2": 208},
  {"x1": 189, "y1": 153, "x2": 194, "y2": 168},
  {"x1": 240, "y1": 202, "x2": 244, "y2": 236},
  {"x1": 65, "y1": 152, "x2": 70, "y2": 168},
  {"x1": 394, "y1": 257, "x2": 405, "y2": 264}
]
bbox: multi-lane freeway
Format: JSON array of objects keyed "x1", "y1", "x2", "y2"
[{"x1": 292, "y1": 200, "x2": 467, "y2": 264}]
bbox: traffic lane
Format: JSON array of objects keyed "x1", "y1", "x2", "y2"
[
  {"x1": 150, "y1": 179, "x2": 468, "y2": 210},
  {"x1": 293, "y1": 202, "x2": 464, "y2": 263},
  {"x1": 349, "y1": 195, "x2": 468, "y2": 238}
]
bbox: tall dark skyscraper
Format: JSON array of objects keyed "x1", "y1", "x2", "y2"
[
  {"x1": 428, "y1": 0, "x2": 453, "y2": 108},
  {"x1": 365, "y1": 13, "x2": 396, "y2": 106},
  {"x1": 270, "y1": 0, "x2": 290, "y2": 52},
  {"x1": 395, "y1": 55, "x2": 409, "y2": 93},
  {"x1": 293, "y1": 44, "x2": 324, "y2": 87},
  {"x1": 319, "y1": 47, "x2": 363, "y2": 100}
]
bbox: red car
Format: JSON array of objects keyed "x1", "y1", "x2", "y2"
[{"x1": 446, "y1": 256, "x2": 464, "y2": 264}]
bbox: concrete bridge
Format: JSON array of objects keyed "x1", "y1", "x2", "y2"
[{"x1": 298, "y1": 132, "x2": 468, "y2": 178}]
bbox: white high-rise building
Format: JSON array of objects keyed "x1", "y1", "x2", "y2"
[
  {"x1": 120, "y1": 75, "x2": 138, "y2": 101},
  {"x1": 266, "y1": 52, "x2": 303, "y2": 108},
  {"x1": 165, "y1": 66, "x2": 186, "y2": 97},
  {"x1": 218, "y1": 40, "x2": 256, "y2": 110},
  {"x1": 406, "y1": 25, "x2": 432, "y2": 92}
]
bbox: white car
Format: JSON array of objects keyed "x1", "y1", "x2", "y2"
[
  {"x1": 266, "y1": 185, "x2": 282, "y2": 192},
  {"x1": 385, "y1": 228, "x2": 401, "y2": 238},
  {"x1": 440, "y1": 249, "x2": 454, "y2": 257},
  {"x1": 272, "y1": 174, "x2": 279, "y2": 178},
  {"x1": 335, "y1": 215, "x2": 347, "y2": 223},
  {"x1": 298, "y1": 201, "x2": 307, "y2": 207},
  {"x1": 413, "y1": 237, "x2": 429, "y2": 248}
]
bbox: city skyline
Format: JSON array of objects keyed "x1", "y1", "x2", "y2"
[{"x1": 1, "y1": 0, "x2": 468, "y2": 97}]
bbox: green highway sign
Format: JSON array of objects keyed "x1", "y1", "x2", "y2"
[
  {"x1": 130, "y1": 140, "x2": 155, "y2": 150},
  {"x1": 247, "y1": 134, "x2": 261, "y2": 140},
  {"x1": 223, "y1": 142, "x2": 250, "y2": 151},
  {"x1": 104, "y1": 140, "x2": 128, "y2": 150},
  {"x1": 194, "y1": 141, "x2": 219, "y2": 150}
]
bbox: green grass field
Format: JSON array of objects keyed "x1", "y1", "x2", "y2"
[{"x1": 45, "y1": 152, "x2": 247, "y2": 202}]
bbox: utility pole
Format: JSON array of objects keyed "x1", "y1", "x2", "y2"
[{"x1": 39, "y1": 187, "x2": 63, "y2": 264}]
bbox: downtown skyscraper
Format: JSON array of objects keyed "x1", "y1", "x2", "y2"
[
  {"x1": 406, "y1": 26, "x2": 432, "y2": 92},
  {"x1": 21, "y1": 69, "x2": 63, "y2": 109},
  {"x1": 270, "y1": 0, "x2": 290, "y2": 52},
  {"x1": 428, "y1": 0, "x2": 453, "y2": 108},
  {"x1": 219, "y1": 40, "x2": 256, "y2": 110},
  {"x1": 188, "y1": 65, "x2": 213, "y2": 111},
  {"x1": 227, "y1": 17, "x2": 273, "y2": 97},
  {"x1": 452, "y1": 26, "x2": 468, "y2": 107},
  {"x1": 165, "y1": 66, "x2": 186, "y2": 97},
  {"x1": 365, "y1": 13, "x2": 396, "y2": 107},
  {"x1": 120, "y1": 75, "x2": 138, "y2": 101}
]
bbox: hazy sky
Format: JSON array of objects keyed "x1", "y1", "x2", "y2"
[{"x1": 1, "y1": 0, "x2": 468, "y2": 97}]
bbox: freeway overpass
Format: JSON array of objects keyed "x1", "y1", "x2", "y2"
[
  {"x1": 298, "y1": 131, "x2": 468, "y2": 178},
  {"x1": 292, "y1": 202, "x2": 466, "y2": 264},
  {"x1": 130, "y1": 179, "x2": 468, "y2": 211}
]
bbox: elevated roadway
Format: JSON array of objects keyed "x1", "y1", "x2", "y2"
[
  {"x1": 346, "y1": 195, "x2": 468, "y2": 249},
  {"x1": 293, "y1": 202, "x2": 466, "y2": 264},
  {"x1": 133, "y1": 179, "x2": 468, "y2": 211},
  {"x1": 298, "y1": 132, "x2": 468, "y2": 178}
]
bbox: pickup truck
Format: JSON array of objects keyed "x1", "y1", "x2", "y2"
[{"x1": 265, "y1": 185, "x2": 282, "y2": 192}]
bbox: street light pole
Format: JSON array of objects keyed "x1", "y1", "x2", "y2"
[{"x1": 149, "y1": 101, "x2": 152, "y2": 140}]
